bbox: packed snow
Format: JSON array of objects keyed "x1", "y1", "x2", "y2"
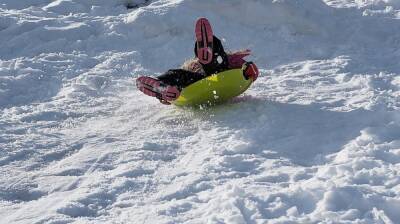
[{"x1": 1, "y1": 0, "x2": 400, "y2": 223}]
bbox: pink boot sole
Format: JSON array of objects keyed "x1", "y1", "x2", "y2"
[
  {"x1": 136, "y1": 76, "x2": 180, "y2": 103},
  {"x1": 195, "y1": 18, "x2": 214, "y2": 64}
]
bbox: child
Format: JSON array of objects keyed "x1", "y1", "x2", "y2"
[{"x1": 136, "y1": 18, "x2": 258, "y2": 104}]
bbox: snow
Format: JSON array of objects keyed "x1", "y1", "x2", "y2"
[{"x1": 1, "y1": 0, "x2": 400, "y2": 223}]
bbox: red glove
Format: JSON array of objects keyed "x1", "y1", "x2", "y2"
[{"x1": 242, "y1": 62, "x2": 259, "y2": 81}]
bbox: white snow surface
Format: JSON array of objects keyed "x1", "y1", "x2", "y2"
[{"x1": 1, "y1": 0, "x2": 400, "y2": 223}]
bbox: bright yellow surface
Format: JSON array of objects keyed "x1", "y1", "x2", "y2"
[{"x1": 172, "y1": 69, "x2": 253, "y2": 106}]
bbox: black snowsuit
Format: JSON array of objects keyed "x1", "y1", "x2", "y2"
[
  {"x1": 157, "y1": 36, "x2": 229, "y2": 90},
  {"x1": 194, "y1": 36, "x2": 229, "y2": 75}
]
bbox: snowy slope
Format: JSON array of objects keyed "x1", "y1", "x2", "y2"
[{"x1": 1, "y1": 0, "x2": 400, "y2": 223}]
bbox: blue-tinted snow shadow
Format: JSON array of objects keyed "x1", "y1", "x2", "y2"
[{"x1": 188, "y1": 97, "x2": 385, "y2": 167}]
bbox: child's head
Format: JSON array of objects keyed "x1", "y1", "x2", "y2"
[{"x1": 181, "y1": 58, "x2": 204, "y2": 74}]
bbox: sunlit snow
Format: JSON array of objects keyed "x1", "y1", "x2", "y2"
[{"x1": 1, "y1": 0, "x2": 400, "y2": 223}]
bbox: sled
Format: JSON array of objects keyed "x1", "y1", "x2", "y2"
[{"x1": 171, "y1": 68, "x2": 253, "y2": 106}]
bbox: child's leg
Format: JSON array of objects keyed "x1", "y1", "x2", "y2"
[
  {"x1": 194, "y1": 18, "x2": 229, "y2": 75},
  {"x1": 197, "y1": 36, "x2": 229, "y2": 75},
  {"x1": 157, "y1": 69, "x2": 207, "y2": 89}
]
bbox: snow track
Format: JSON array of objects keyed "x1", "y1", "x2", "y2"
[{"x1": 1, "y1": 0, "x2": 400, "y2": 223}]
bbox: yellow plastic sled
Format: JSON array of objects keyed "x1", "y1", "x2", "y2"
[{"x1": 171, "y1": 68, "x2": 253, "y2": 106}]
